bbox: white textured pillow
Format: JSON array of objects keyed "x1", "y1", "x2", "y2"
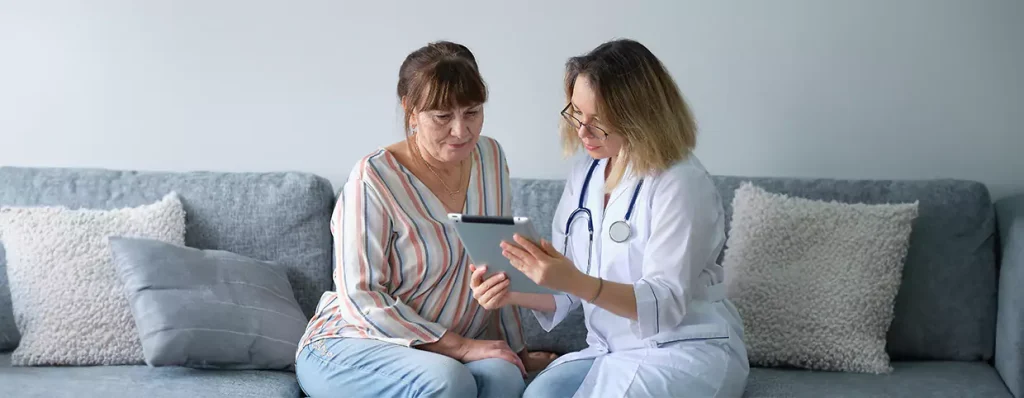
[
  {"x1": 0, "y1": 193, "x2": 185, "y2": 366},
  {"x1": 722, "y1": 182, "x2": 919, "y2": 374}
]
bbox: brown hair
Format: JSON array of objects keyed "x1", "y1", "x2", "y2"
[
  {"x1": 560, "y1": 39, "x2": 698, "y2": 191},
  {"x1": 397, "y1": 41, "x2": 488, "y2": 135}
]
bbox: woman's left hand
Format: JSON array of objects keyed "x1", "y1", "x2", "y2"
[{"x1": 501, "y1": 234, "x2": 581, "y2": 293}]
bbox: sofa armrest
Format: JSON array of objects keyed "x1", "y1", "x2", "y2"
[{"x1": 996, "y1": 193, "x2": 1024, "y2": 398}]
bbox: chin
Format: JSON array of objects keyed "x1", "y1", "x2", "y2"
[
  {"x1": 441, "y1": 143, "x2": 475, "y2": 162},
  {"x1": 584, "y1": 148, "x2": 615, "y2": 160}
]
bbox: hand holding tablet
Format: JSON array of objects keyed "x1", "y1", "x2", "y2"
[{"x1": 448, "y1": 214, "x2": 559, "y2": 295}]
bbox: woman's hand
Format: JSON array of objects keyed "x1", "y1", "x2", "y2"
[
  {"x1": 521, "y1": 350, "x2": 560, "y2": 373},
  {"x1": 458, "y1": 339, "x2": 527, "y2": 377},
  {"x1": 469, "y1": 264, "x2": 511, "y2": 310},
  {"x1": 501, "y1": 234, "x2": 582, "y2": 293},
  {"x1": 419, "y1": 332, "x2": 527, "y2": 377}
]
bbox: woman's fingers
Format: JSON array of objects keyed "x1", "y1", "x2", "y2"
[
  {"x1": 470, "y1": 265, "x2": 487, "y2": 288},
  {"x1": 540, "y1": 240, "x2": 560, "y2": 256},
  {"x1": 480, "y1": 283, "x2": 510, "y2": 307},
  {"x1": 477, "y1": 273, "x2": 507, "y2": 297},
  {"x1": 500, "y1": 241, "x2": 530, "y2": 261},
  {"x1": 513, "y1": 234, "x2": 547, "y2": 259},
  {"x1": 495, "y1": 346, "x2": 527, "y2": 377},
  {"x1": 507, "y1": 258, "x2": 525, "y2": 273}
]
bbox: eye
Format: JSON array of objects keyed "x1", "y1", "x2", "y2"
[{"x1": 434, "y1": 113, "x2": 453, "y2": 121}]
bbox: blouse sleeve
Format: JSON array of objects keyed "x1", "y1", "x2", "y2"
[{"x1": 332, "y1": 176, "x2": 449, "y2": 347}]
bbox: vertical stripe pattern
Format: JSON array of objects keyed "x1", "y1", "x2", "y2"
[{"x1": 298, "y1": 136, "x2": 526, "y2": 355}]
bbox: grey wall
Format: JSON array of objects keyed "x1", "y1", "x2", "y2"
[{"x1": 1, "y1": 0, "x2": 1021, "y2": 198}]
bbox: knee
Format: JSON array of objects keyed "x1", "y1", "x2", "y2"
[
  {"x1": 523, "y1": 381, "x2": 560, "y2": 398},
  {"x1": 418, "y1": 357, "x2": 477, "y2": 397},
  {"x1": 474, "y1": 358, "x2": 527, "y2": 396}
]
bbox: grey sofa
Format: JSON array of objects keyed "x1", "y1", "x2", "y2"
[
  {"x1": 512, "y1": 177, "x2": 1024, "y2": 398},
  {"x1": 1, "y1": 165, "x2": 1022, "y2": 398}
]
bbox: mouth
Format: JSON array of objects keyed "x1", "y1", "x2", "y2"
[
  {"x1": 448, "y1": 142, "x2": 470, "y2": 149},
  {"x1": 584, "y1": 144, "x2": 601, "y2": 151}
]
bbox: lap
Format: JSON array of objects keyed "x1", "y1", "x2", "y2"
[
  {"x1": 523, "y1": 359, "x2": 595, "y2": 398},
  {"x1": 595, "y1": 339, "x2": 749, "y2": 398},
  {"x1": 296, "y1": 338, "x2": 474, "y2": 398},
  {"x1": 533, "y1": 339, "x2": 748, "y2": 398},
  {"x1": 296, "y1": 338, "x2": 524, "y2": 398}
]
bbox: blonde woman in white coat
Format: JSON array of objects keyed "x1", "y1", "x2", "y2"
[{"x1": 469, "y1": 39, "x2": 750, "y2": 397}]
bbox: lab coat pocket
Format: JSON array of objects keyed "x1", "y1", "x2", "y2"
[
  {"x1": 644, "y1": 328, "x2": 732, "y2": 376},
  {"x1": 649, "y1": 323, "x2": 731, "y2": 348}
]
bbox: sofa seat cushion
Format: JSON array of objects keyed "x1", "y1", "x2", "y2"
[
  {"x1": 744, "y1": 361, "x2": 1011, "y2": 397},
  {"x1": 0, "y1": 353, "x2": 300, "y2": 398}
]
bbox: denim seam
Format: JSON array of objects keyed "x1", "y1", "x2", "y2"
[{"x1": 302, "y1": 345, "x2": 419, "y2": 394}]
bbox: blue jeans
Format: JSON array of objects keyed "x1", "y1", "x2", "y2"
[
  {"x1": 523, "y1": 359, "x2": 595, "y2": 398},
  {"x1": 296, "y1": 337, "x2": 526, "y2": 398}
]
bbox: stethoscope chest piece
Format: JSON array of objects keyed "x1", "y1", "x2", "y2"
[{"x1": 608, "y1": 220, "x2": 632, "y2": 243}]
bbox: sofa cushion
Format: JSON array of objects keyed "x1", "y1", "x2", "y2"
[
  {"x1": 0, "y1": 243, "x2": 13, "y2": 352},
  {"x1": 723, "y1": 182, "x2": 919, "y2": 373},
  {"x1": 110, "y1": 237, "x2": 308, "y2": 370},
  {"x1": 511, "y1": 176, "x2": 998, "y2": 362},
  {"x1": 714, "y1": 177, "x2": 997, "y2": 362},
  {"x1": 0, "y1": 166, "x2": 336, "y2": 355},
  {"x1": 0, "y1": 353, "x2": 300, "y2": 398},
  {"x1": 743, "y1": 361, "x2": 1011, "y2": 397},
  {"x1": 0, "y1": 193, "x2": 186, "y2": 366}
]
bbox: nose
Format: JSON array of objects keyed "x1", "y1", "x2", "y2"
[
  {"x1": 576, "y1": 124, "x2": 594, "y2": 140},
  {"x1": 451, "y1": 116, "x2": 471, "y2": 138}
]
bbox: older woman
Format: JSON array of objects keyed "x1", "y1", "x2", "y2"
[{"x1": 294, "y1": 41, "x2": 554, "y2": 398}]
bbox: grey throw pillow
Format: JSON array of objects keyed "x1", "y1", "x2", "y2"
[
  {"x1": 109, "y1": 236, "x2": 308, "y2": 370},
  {"x1": 722, "y1": 182, "x2": 919, "y2": 374}
]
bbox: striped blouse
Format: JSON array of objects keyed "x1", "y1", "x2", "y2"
[{"x1": 297, "y1": 136, "x2": 526, "y2": 354}]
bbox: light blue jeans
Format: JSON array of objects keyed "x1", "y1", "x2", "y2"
[
  {"x1": 523, "y1": 359, "x2": 595, "y2": 398},
  {"x1": 296, "y1": 337, "x2": 526, "y2": 398}
]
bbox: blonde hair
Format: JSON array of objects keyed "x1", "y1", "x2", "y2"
[{"x1": 560, "y1": 39, "x2": 698, "y2": 192}]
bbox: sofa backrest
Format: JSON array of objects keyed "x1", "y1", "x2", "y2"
[
  {"x1": 0, "y1": 166, "x2": 337, "y2": 352},
  {"x1": 511, "y1": 175, "x2": 998, "y2": 362}
]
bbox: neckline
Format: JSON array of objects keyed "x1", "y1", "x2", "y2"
[{"x1": 379, "y1": 145, "x2": 480, "y2": 216}]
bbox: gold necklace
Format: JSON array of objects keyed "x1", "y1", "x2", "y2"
[{"x1": 411, "y1": 139, "x2": 465, "y2": 199}]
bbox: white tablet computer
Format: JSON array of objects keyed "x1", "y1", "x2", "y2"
[{"x1": 448, "y1": 214, "x2": 559, "y2": 295}]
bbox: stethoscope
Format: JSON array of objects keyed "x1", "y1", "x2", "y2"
[{"x1": 562, "y1": 159, "x2": 644, "y2": 275}]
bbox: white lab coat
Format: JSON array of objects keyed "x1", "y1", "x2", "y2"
[{"x1": 533, "y1": 154, "x2": 750, "y2": 397}]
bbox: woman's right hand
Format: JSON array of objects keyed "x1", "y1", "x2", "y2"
[
  {"x1": 469, "y1": 264, "x2": 512, "y2": 310},
  {"x1": 457, "y1": 338, "x2": 527, "y2": 377},
  {"x1": 418, "y1": 332, "x2": 527, "y2": 377}
]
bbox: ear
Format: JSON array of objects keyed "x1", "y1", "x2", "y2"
[{"x1": 409, "y1": 113, "x2": 419, "y2": 132}]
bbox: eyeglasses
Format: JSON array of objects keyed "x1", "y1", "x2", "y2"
[{"x1": 561, "y1": 103, "x2": 609, "y2": 140}]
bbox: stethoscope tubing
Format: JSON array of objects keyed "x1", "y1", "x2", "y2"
[{"x1": 562, "y1": 159, "x2": 644, "y2": 275}]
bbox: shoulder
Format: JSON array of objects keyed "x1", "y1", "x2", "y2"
[
  {"x1": 647, "y1": 153, "x2": 722, "y2": 210},
  {"x1": 344, "y1": 148, "x2": 398, "y2": 193},
  {"x1": 475, "y1": 135, "x2": 506, "y2": 164}
]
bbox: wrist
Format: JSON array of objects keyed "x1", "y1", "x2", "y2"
[
  {"x1": 507, "y1": 292, "x2": 526, "y2": 307},
  {"x1": 567, "y1": 272, "x2": 598, "y2": 300},
  {"x1": 422, "y1": 331, "x2": 469, "y2": 360}
]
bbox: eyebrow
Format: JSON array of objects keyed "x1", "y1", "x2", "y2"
[{"x1": 570, "y1": 102, "x2": 600, "y2": 120}]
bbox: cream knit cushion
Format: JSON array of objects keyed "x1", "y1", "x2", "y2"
[
  {"x1": 722, "y1": 182, "x2": 919, "y2": 374},
  {"x1": 0, "y1": 193, "x2": 185, "y2": 366}
]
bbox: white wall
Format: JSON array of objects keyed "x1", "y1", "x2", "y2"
[{"x1": 1, "y1": 1, "x2": 1021, "y2": 199}]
